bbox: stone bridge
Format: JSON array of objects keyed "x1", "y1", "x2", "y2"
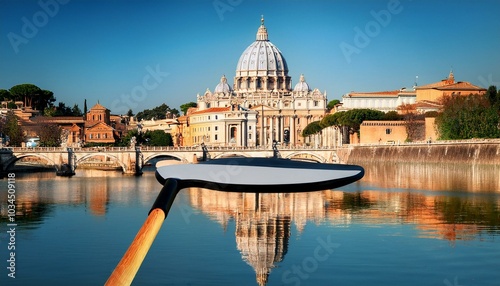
[{"x1": 0, "y1": 145, "x2": 342, "y2": 177}]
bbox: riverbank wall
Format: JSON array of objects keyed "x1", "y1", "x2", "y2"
[{"x1": 338, "y1": 140, "x2": 500, "y2": 165}]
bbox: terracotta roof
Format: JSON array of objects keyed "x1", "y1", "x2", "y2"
[
  {"x1": 90, "y1": 102, "x2": 108, "y2": 110},
  {"x1": 85, "y1": 121, "x2": 114, "y2": 129},
  {"x1": 416, "y1": 80, "x2": 485, "y2": 91},
  {"x1": 415, "y1": 100, "x2": 442, "y2": 109},
  {"x1": 190, "y1": 107, "x2": 231, "y2": 115}
]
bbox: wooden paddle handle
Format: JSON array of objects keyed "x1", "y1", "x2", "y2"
[
  {"x1": 105, "y1": 208, "x2": 165, "y2": 285},
  {"x1": 105, "y1": 179, "x2": 179, "y2": 285}
]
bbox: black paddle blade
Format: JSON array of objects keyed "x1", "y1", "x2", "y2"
[{"x1": 155, "y1": 157, "x2": 364, "y2": 193}]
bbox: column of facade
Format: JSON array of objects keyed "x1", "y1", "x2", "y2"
[
  {"x1": 269, "y1": 115, "x2": 274, "y2": 144},
  {"x1": 278, "y1": 115, "x2": 285, "y2": 142},
  {"x1": 239, "y1": 121, "x2": 243, "y2": 147},
  {"x1": 290, "y1": 116, "x2": 295, "y2": 146}
]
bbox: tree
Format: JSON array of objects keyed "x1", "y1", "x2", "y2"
[
  {"x1": 143, "y1": 130, "x2": 173, "y2": 146},
  {"x1": 320, "y1": 112, "x2": 343, "y2": 128},
  {"x1": 0, "y1": 89, "x2": 12, "y2": 101},
  {"x1": 117, "y1": 129, "x2": 142, "y2": 147},
  {"x1": 84, "y1": 99, "x2": 88, "y2": 115},
  {"x1": 180, "y1": 102, "x2": 197, "y2": 115},
  {"x1": 9, "y1": 84, "x2": 42, "y2": 107},
  {"x1": 126, "y1": 109, "x2": 134, "y2": 117},
  {"x1": 486, "y1": 85, "x2": 498, "y2": 107},
  {"x1": 338, "y1": 109, "x2": 385, "y2": 134},
  {"x1": 36, "y1": 124, "x2": 62, "y2": 147},
  {"x1": 302, "y1": 121, "x2": 322, "y2": 137},
  {"x1": 43, "y1": 102, "x2": 83, "y2": 117},
  {"x1": 435, "y1": 93, "x2": 500, "y2": 139},
  {"x1": 326, "y1": 99, "x2": 340, "y2": 111},
  {"x1": 1, "y1": 111, "x2": 24, "y2": 146},
  {"x1": 72, "y1": 104, "x2": 83, "y2": 116},
  {"x1": 397, "y1": 103, "x2": 424, "y2": 142},
  {"x1": 35, "y1": 90, "x2": 56, "y2": 111},
  {"x1": 383, "y1": 111, "x2": 402, "y2": 120},
  {"x1": 136, "y1": 103, "x2": 173, "y2": 121}
]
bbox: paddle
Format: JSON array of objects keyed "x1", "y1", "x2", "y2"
[{"x1": 105, "y1": 157, "x2": 364, "y2": 285}]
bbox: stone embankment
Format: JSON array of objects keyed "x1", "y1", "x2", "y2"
[{"x1": 338, "y1": 140, "x2": 500, "y2": 165}]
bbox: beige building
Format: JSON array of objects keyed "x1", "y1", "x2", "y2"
[
  {"x1": 415, "y1": 71, "x2": 486, "y2": 102},
  {"x1": 181, "y1": 17, "x2": 328, "y2": 147}
]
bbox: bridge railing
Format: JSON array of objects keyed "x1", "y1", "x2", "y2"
[{"x1": 2, "y1": 145, "x2": 340, "y2": 153}]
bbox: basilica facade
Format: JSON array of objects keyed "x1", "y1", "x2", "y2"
[{"x1": 182, "y1": 17, "x2": 328, "y2": 147}]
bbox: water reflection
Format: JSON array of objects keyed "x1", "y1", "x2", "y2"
[
  {"x1": 1, "y1": 165, "x2": 499, "y2": 285},
  {"x1": 361, "y1": 163, "x2": 500, "y2": 192},
  {"x1": 186, "y1": 183, "x2": 500, "y2": 285}
]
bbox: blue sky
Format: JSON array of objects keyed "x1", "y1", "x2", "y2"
[{"x1": 1, "y1": 0, "x2": 499, "y2": 115}]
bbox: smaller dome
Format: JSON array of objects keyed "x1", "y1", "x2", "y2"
[
  {"x1": 293, "y1": 74, "x2": 311, "y2": 92},
  {"x1": 214, "y1": 75, "x2": 232, "y2": 93}
]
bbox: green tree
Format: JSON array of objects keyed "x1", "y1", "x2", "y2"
[
  {"x1": 36, "y1": 124, "x2": 62, "y2": 147},
  {"x1": 436, "y1": 93, "x2": 500, "y2": 139},
  {"x1": 84, "y1": 99, "x2": 88, "y2": 115},
  {"x1": 302, "y1": 121, "x2": 322, "y2": 137},
  {"x1": 180, "y1": 102, "x2": 197, "y2": 115},
  {"x1": 338, "y1": 109, "x2": 385, "y2": 134},
  {"x1": 117, "y1": 129, "x2": 142, "y2": 147},
  {"x1": 320, "y1": 112, "x2": 344, "y2": 128},
  {"x1": 72, "y1": 104, "x2": 83, "y2": 116},
  {"x1": 0, "y1": 89, "x2": 12, "y2": 101},
  {"x1": 326, "y1": 99, "x2": 340, "y2": 111},
  {"x1": 143, "y1": 130, "x2": 173, "y2": 146},
  {"x1": 486, "y1": 85, "x2": 498, "y2": 107},
  {"x1": 126, "y1": 109, "x2": 134, "y2": 117},
  {"x1": 136, "y1": 103, "x2": 173, "y2": 121},
  {"x1": 35, "y1": 90, "x2": 56, "y2": 111},
  {"x1": 1, "y1": 111, "x2": 24, "y2": 146},
  {"x1": 9, "y1": 84, "x2": 42, "y2": 107},
  {"x1": 383, "y1": 111, "x2": 402, "y2": 120}
]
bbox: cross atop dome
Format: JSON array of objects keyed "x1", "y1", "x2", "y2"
[{"x1": 256, "y1": 15, "x2": 268, "y2": 41}]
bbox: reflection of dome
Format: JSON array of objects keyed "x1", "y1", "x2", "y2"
[
  {"x1": 293, "y1": 74, "x2": 311, "y2": 92},
  {"x1": 236, "y1": 16, "x2": 288, "y2": 78},
  {"x1": 214, "y1": 75, "x2": 232, "y2": 93}
]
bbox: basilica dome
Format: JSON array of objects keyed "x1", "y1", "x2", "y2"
[
  {"x1": 235, "y1": 17, "x2": 288, "y2": 78},
  {"x1": 214, "y1": 75, "x2": 232, "y2": 93},
  {"x1": 293, "y1": 74, "x2": 311, "y2": 92}
]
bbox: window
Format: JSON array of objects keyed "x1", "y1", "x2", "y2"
[
  {"x1": 215, "y1": 126, "x2": 218, "y2": 131},
  {"x1": 215, "y1": 134, "x2": 218, "y2": 141},
  {"x1": 208, "y1": 116, "x2": 210, "y2": 120},
  {"x1": 386, "y1": 128, "x2": 392, "y2": 134},
  {"x1": 249, "y1": 134, "x2": 252, "y2": 139},
  {"x1": 249, "y1": 126, "x2": 252, "y2": 130},
  {"x1": 208, "y1": 127, "x2": 210, "y2": 131},
  {"x1": 215, "y1": 115, "x2": 218, "y2": 120},
  {"x1": 314, "y1": 101, "x2": 318, "y2": 107}
]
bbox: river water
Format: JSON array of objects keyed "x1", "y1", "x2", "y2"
[{"x1": 1, "y1": 162, "x2": 499, "y2": 286}]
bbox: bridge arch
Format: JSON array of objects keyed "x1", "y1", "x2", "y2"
[
  {"x1": 143, "y1": 153, "x2": 188, "y2": 164},
  {"x1": 284, "y1": 151, "x2": 326, "y2": 163},
  {"x1": 212, "y1": 152, "x2": 252, "y2": 159},
  {"x1": 76, "y1": 153, "x2": 127, "y2": 172},
  {"x1": 6, "y1": 153, "x2": 59, "y2": 170}
]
